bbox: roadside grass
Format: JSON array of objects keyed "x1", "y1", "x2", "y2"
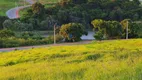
[{"x1": 0, "y1": 39, "x2": 142, "y2": 80}]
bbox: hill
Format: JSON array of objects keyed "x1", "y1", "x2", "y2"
[
  {"x1": 0, "y1": 39, "x2": 142, "y2": 80},
  {"x1": 0, "y1": 0, "x2": 24, "y2": 16},
  {"x1": 0, "y1": 0, "x2": 59, "y2": 16}
]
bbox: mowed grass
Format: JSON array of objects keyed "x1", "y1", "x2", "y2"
[{"x1": 0, "y1": 39, "x2": 142, "y2": 80}]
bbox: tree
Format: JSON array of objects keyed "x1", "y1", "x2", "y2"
[
  {"x1": 105, "y1": 21, "x2": 123, "y2": 39},
  {"x1": 69, "y1": 0, "x2": 88, "y2": 4},
  {"x1": 3, "y1": 19, "x2": 13, "y2": 29},
  {"x1": 0, "y1": 16, "x2": 8, "y2": 30},
  {"x1": 20, "y1": 8, "x2": 33, "y2": 22},
  {"x1": 32, "y1": 2, "x2": 46, "y2": 20},
  {"x1": 133, "y1": 0, "x2": 140, "y2": 5},
  {"x1": 60, "y1": 23, "x2": 87, "y2": 42},
  {"x1": 59, "y1": 0, "x2": 69, "y2": 7},
  {"x1": 92, "y1": 19, "x2": 123, "y2": 39},
  {"x1": 32, "y1": 2, "x2": 45, "y2": 15}
]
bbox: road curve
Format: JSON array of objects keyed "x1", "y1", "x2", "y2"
[{"x1": 6, "y1": 0, "x2": 35, "y2": 19}]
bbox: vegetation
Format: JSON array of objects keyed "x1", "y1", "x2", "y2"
[
  {"x1": 91, "y1": 19, "x2": 142, "y2": 40},
  {"x1": 0, "y1": 16, "x2": 7, "y2": 30},
  {"x1": 0, "y1": 29, "x2": 63, "y2": 48},
  {"x1": 60, "y1": 23, "x2": 87, "y2": 42},
  {"x1": 3, "y1": 0, "x2": 142, "y2": 31},
  {"x1": 0, "y1": 0, "x2": 21, "y2": 16},
  {"x1": 0, "y1": 39, "x2": 142, "y2": 80},
  {"x1": 0, "y1": 0, "x2": 59, "y2": 16},
  {"x1": 0, "y1": 29, "x2": 15, "y2": 38}
]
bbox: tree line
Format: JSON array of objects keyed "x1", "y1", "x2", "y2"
[{"x1": 0, "y1": 0, "x2": 142, "y2": 31}]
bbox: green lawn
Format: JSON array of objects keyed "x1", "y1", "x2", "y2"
[{"x1": 0, "y1": 39, "x2": 142, "y2": 80}]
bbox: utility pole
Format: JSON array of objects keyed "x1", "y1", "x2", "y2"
[
  {"x1": 126, "y1": 20, "x2": 129, "y2": 39},
  {"x1": 54, "y1": 23, "x2": 57, "y2": 44}
]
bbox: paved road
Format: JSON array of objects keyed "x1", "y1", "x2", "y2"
[
  {"x1": 6, "y1": 0, "x2": 35, "y2": 19},
  {"x1": 0, "y1": 40, "x2": 92, "y2": 52}
]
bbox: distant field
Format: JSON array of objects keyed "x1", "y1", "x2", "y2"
[
  {"x1": 0, "y1": 39, "x2": 142, "y2": 80},
  {"x1": 0, "y1": 0, "x2": 60, "y2": 16},
  {"x1": 0, "y1": 0, "x2": 24, "y2": 16}
]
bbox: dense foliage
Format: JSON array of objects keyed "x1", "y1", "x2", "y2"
[
  {"x1": 0, "y1": 29, "x2": 15, "y2": 38},
  {"x1": 0, "y1": 16, "x2": 7, "y2": 29},
  {"x1": 0, "y1": 29, "x2": 63, "y2": 48},
  {"x1": 92, "y1": 19, "x2": 142, "y2": 40},
  {"x1": 60, "y1": 23, "x2": 87, "y2": 42},
  {"x1": 3, "y1": 0, "x2": 142, "y2": 31}
]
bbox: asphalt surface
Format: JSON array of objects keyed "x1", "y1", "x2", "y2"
[{"x1": 6, "y1": 0, "x2": 35, "y2": 19}]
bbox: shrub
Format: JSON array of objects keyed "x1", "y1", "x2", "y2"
[
  {"x1": 2, "y1": 38, "x2": 20, "y2": 48},
  {"x1": 20, "y1": 32, "x2": 43, "y2": 40},
  {"x1": 60, "y1": 23, "x2": 87, "y2": 42},
  {"x1": 94, "y1": 30, "x2": 104, "y2": 41},
  {"x1": 0, "y1": 29, "x2": 15, "y2": 38},
  {"x1": 46, "y1": 34, "x2": 63, "y2": 43}
]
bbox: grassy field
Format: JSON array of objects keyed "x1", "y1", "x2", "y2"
[
  {"x1": 0, "y1": 0, "x2": 24, "y2": 16},
  {"x1": 0, "y1": 0, "x2": 59, "y2": 16},
  {"x1": 0, "y1": 39, "x2": 142, "y2": 80}
]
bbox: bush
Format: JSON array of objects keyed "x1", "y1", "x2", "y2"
[
  {"x1": 60, "y1": 23, "x2": 87, "y2": 42},
  {"x1": 0, "y1": 34, "x2": 63, "y2": 48},
  {"x1": 20, "y1": 32, "x2": 43, "y2": 40},
  {"x1": 94, "y1": 30, "x2": 104, "y2": 41},
  {"x1": 0, "y1": 29, "x2": 15, "y2": 38},
  {"x1": 2, "y1": 38, "x2": 20, "y2": 48},
  {"x1": 45, "y1": 34, "x2": 63, "y2": 43}
]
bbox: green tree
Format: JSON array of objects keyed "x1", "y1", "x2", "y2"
[
  {"x1": 92, "y1": 19, "x2": 123, "y2": 39},
  {"x1": 0, "y1": 16, "x2": 7, "y2": 30},
  {"x1": 32, "y1": 2, "x2": 45, "y2": 16},
  {"x1": 70, "y1": 0, "x2": 88, "y2": 4},
  {"x1": 60, "y1": 23, "x2": 87, "y2": 42}
]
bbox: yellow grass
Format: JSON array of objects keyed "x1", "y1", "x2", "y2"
[{"x1": 0, "y1": 39, "x2": 142, "y2": 80}]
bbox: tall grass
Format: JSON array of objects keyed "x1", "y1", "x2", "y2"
[{"x1": 0, "y1": 39, "x2": 142, "y2": 80}]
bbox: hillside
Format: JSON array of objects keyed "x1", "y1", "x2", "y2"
[
  {"x1": 0, "y1": 0, "x2": 24, "y2": 16},
  {"x1": 0, "y1": 0, "x2": 59, "y2": 16},
  {"x1": 0, "y1": 39, "x2": 142, "y2": 80}
]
